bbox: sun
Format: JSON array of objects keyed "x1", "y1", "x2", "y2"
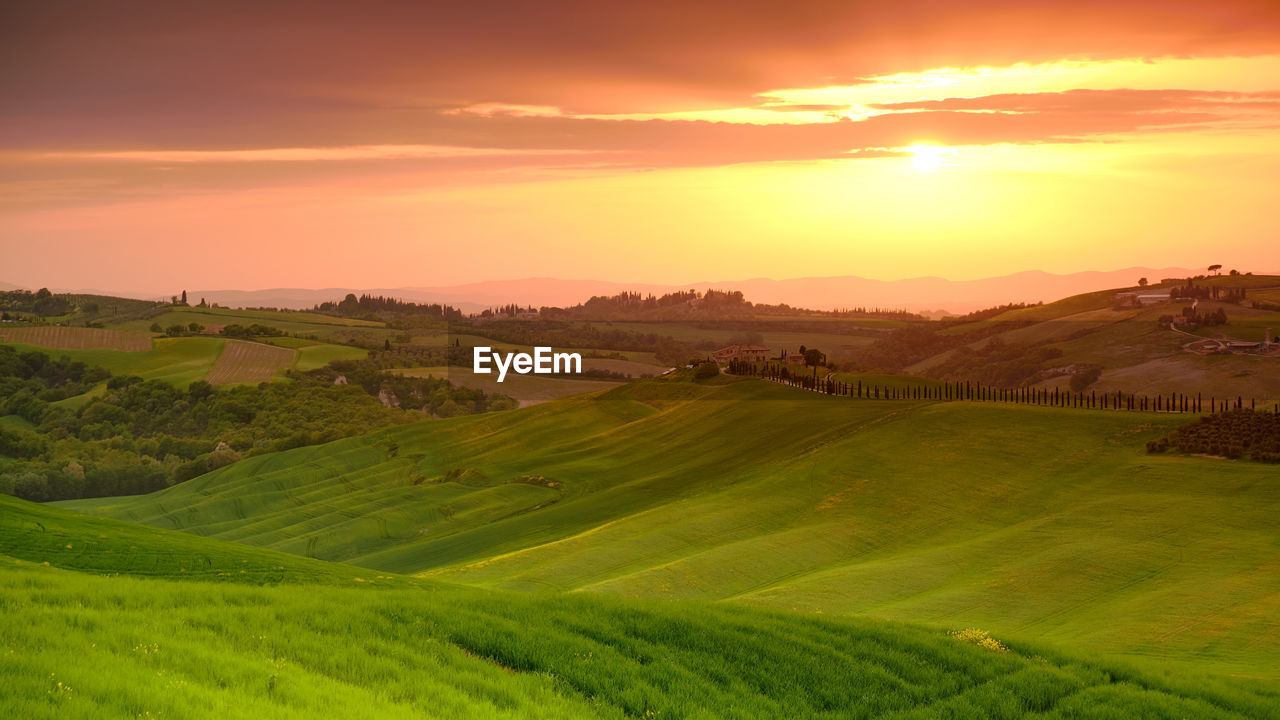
[{"x1": 906, "y1": 144, "x2": 952, "y2": 172}]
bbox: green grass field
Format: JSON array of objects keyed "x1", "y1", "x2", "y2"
[
  {"x1": 390, "y1": 366, "x2": 624, "y2": 407},
  {"x1": 829, "y1": 372, "x2": 946, "y2": 393},
  {"x1": 4, "y1": 495, "x2": 1276, "y2": 719},
  {"x1": 108, "y1": 306, "x2": 397, "y2": 345},
  {"x1": 3, "y1": 329, "x2": 365, "y2": 388},
  {"x1": 4, "y1": 336, "x2": 228, "y2": 387},
  {"x1": 0, "y1": 414, "x2": 35, "y2": 431},
  {"x1": 62, "y1": 376, "x2": 1280, "y2": 680},
  {"x1": 109, "y1": 306, "x2": 383, "y2": 332},
  {"x1": 604, "y1": 321, "x2": 880, "y2": 360},
  {"x1": 263, "y1": 336, "x2": 368, "y2": 370},
  {"x1": 412, "y1": 331, "x2": 672, "y2": 372}
]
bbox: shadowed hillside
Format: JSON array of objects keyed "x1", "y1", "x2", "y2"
[{"x1": 899, "y1": 276, "x2": 1280, "y2": 402}]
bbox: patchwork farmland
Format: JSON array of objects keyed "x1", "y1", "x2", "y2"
[
  {"x1": 205, "y1": 340, "x2": 297, "y2": 385},
  {"x1": 0, "y1": 326, "x2": 152, "y2": 351}
]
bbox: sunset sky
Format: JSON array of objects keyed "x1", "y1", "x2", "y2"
[{"x1": 2, "y1": 0, "x2": 1279, "y2": 293}]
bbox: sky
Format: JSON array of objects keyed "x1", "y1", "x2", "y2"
[{"x1": 2, "y1": 0, "x2": 1279, "y2": 294}]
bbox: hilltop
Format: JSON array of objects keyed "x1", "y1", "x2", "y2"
[
  {"x1": 846, "y1": 274, "x2": 1280, "y2": 403},
  {"x1": 62, "y1": 376, "x2": 1280, "y2": 678}
]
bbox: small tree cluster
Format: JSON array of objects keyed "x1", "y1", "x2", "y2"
[
  {"x1": 1179, "y1": 305, "x2": 1228, "y2": 327},
  {"x1": 221, "y1": 323, "x2": 286, "y2": 338},
  {"x1": 1147, "y1": 409, "x2": 1280, "y2": 462}
]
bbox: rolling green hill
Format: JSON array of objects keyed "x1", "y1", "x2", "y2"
[
  {"x1": 62, "y1": 377, "x2": 1280, "y2": 679},
  {"x1": 4, "y1": 496, "x2": 1276, "y2": 719}
]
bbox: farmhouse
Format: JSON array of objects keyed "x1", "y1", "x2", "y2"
[
  {"x1": 1115, "y1": 290, "x2": 1171, "y2": 307},
  {"x1": 785, "y1": 353, "x2": 806, "y2": 365},
  {"x1": 1183, "y1": 335, "x2": 1276, "y2": 356},
  {"x1": 712, "y1": 344, "x2": 770, "y2": 363}
]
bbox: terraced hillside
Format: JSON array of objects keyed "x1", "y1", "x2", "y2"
[
  {"x1": 64, "y1": 377, "x2": 1280, "y2": 677},
  {"x1": 4, "y1": 496, "x2": 1276, "y2": 720}
]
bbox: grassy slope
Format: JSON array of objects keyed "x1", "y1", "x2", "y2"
[
  {"x1": 4, "y1": 336, "x2": 227, "y2": 387},
  {"x1": 108, "y1": 306, "x2": 382, "y2": 332},
  {"x1": 63, "y1": 378, "x2": 1280, "y2": 678},
  {"x1": 830, "y1": 372, "x2": 945, "y2": 392},
  {"x1": 4, "y1": 325, "x2": 364, "y2": 388},
  {"x1": 263, "y1": 336, "x2": 368, "y2": 370},
  {"x1": 0, "y1": 414, "x2": 36, "y2": 430},
  {"x1": 411, "y1": 331, "x2": 671, "y2": 370},
  {"x1": 605, "y1": 321, "x2": 879, "y2": 360},
  {"x1": 390, "y1": 362, "x2": 645, "y2": 407},
  {"x1": 108, "y1": 306, "x2": 397, "y2": 345},
  {"x1": 3, "y1": 496, "x2": 1275, "y2": 720}
]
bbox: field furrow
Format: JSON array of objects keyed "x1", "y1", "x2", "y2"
[
  {"x1": 0, "y1": 325, "x2": 152, "y2": 351},
  {"x1": 204, "y1": 339, "x2": 296, "y2": 385}
]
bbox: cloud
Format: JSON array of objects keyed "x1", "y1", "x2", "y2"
[
  {"x1": 3, "y1": 1, "x2": 1278, "y2": 212},
  {"x1": 1, "y1": 101, "x2": 1238, "y2": 210},
  {"x1": 3, "y1": 0, "x2": 1280, "y2": 149},
  {"x1": 30, "y1": 145, "x2": 598, "y2": 163},
  {"x1": 868, "y1": 88, "x2": 1280, "y2": 115}
]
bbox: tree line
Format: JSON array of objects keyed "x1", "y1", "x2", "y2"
[
  {"x1": 0, "y1": 288, "x2": 71, "y2": 318},
  {"x1": 540, "y1": 288, "x2": 921, "y2": 322},
  {"x1": 314, "y1": 293, "x2": 464, "y2": 321},
  {"x1": 726, "y1": 359, "x2": 1268, "y2": 418}
]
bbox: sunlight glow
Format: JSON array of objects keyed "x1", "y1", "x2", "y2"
[{"x1": 906, "y1": 145, "x2": 954, "y2": 172}]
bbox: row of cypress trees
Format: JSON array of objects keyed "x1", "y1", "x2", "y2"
[{"x1": 725, "y1": 360, "x2": 1270, "y2": 415}]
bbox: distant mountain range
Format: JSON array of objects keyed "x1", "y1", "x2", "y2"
[{"x1": 2, "y1": 267, "x2": 1221, "y2": 315}]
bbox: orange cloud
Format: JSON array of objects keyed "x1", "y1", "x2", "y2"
[{"x1": 30, "y1": 146, "x2": 599, "y2": 163}]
